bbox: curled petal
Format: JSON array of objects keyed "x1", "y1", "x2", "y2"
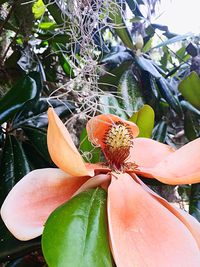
[
  {"x1": 131, "y1": 173, "x2": 200, "y2": 249},
  {"x1": 48, "y1": 108, "x2": 92, "y2": 177},
  {"x1": 129, "y1": 137, "x2": 174, "y2": 168},
  {"x1": 138, "y1": 138, "x2": 200, "y2": 184},
  {"x1": 73, "y1": 173, "x2": 111, "y2": 196},
  {"x1": 86, "y1": 114, "x2": 139, "y2": 148},
  {"x1": 1, "y1": 168, "x2": 89, "y2": 241},
  {"x1": 108, "y1": 172, "x2": 200, "y2": 267}
]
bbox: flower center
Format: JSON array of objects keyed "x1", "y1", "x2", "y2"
[{"x1": 103, "y1": 121, "x2": 133, "y2": 171}]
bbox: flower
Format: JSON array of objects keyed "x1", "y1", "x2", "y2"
[{"x1": 1, "y1": 108, "x2": 200, "y2": 266}]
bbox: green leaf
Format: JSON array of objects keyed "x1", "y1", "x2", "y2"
[
  {"x1": 38, "y1": 21, "x2": 56, "y2": 30},
  {"x1": 43, "y1": 0, "x2": 64, "y2": 25},
  {"x1": 54, "y1": 44, "x2": 75, "y2": 77},
  {"x1": 109, "y1": 1, "x2": 134, "y2": 50},
  {"x1": 117, "y1": 69, "x2": 144, "y2": 116},
  {"x1": 0, "y1": 219, "x2": 41, "y2": 262},
  {"x1": 152, "y1": 33, "x2": 193, "y2": 49},
  {"x1": 178, "y1": 71, "x2": 200, "y2": 110},
  {"x1": 99, "y1": 94, "x2": 127, "y2": 119},
  {"x1": 13, "y1": 98, "x2": 75, "y2": 128},
  {"x1": 152, "y1": 121, "x2": 167, "y2": 143},
  {"x1": 99, "y1": 51, "x2": 133, "y2": 88},
  {"x1": 79, "y1": 128, "x2": 101, "y2": 163},
  {"x1": 42, "y1": 188, "x2": 112, "y2": 267},
  {"x1": 129, "y1": 104, "x2": 155, "y2": 138},
  {"x1": 180, "y1": 100, "x2": 200, "y2": 116},
  {"x1": 156, "y1": 77, "x2": 183, "y2": 116},
  {"x1": 135, "y1": 56, "x2": 162, "y2": 78},
  {"x1": 184, "y1": 111, "x2": 200, "y2": 141},
  {"x1": 0, "y1": 76, "x2": 37, "y2": 124},
  {"x1": 0, "y1": 136, "x2": 31, "y2": 204},
  {"x1": 22, "y1": 126, "x2": 53, "y2": 164},
  {"x1": 32, "y1": 0, "x2": 46, "y2": 19},
  {"x1": 189, "y1": 184, "x2": 200, "y2": 222}
]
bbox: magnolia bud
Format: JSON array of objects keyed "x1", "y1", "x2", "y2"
[{"x1": 135, "y1": 35, "x2": 144, "y2": 50}]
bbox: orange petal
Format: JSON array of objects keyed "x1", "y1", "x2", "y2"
[
  {"x1": 85, "y1": 163, "x2": 111, "y2": 174},
  {"x1": 131, "y1": 173, "x2": 200, "y2": 249},
  {"x1": 138, "y1": 138, "x2": 200, "y2": 184},
  {"x1": 108, "y1": 172, "x2": 200, "y2": 267},
  {"x1": 48, "y1": 108, "x2": 92, "y2": 177},
  {"x1": 1, "y1": 168, "x2": 89, "y2": 241},
  {"x1": 129, "y1": 137, "x2": 175, "y2": 168},
  {"x1": 86, "y1": 114, "x2": 139, "y2": 148}
]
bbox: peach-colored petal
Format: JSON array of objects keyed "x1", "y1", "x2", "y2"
[
  {"x1": 107, "y1": 172, "x2": 200, "y2": 267},
  {"x1": 86, "y1": 114, "x2": 139, "y2": 149},
  {"x1": 129, "y1": 137, "x2": 175, "y2": 168},
  {"x1": 85, "y1": 163, "x2": 111, "y2": 174},
  {"x1": 48, "y1": 108, "x2": 92, "y2": 177},
  {"x1": 1, "y1": 168, "x2": 89, "y2": 241},
  {"x1": 73, "y1": 173, "x2": 111, "y2": 196},
  {"x1": 137, "y1": 138, "x2": 200, "y2": 184},
  {"x1": 131, "y1": 173, "x2": 200, "y2": 249}
]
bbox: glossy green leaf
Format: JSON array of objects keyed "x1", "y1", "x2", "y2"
[
  {"x1": 152, "y1": 33, "x2": 193, "y2": 49},
  {"x1": 13, "y1": 98, "x2": 75, "y2": 128},
  {"x1": 117, "y1": 69, "x2": 144, "y2": 116},
  {"x1": 129, "y1": 104, "x2": 155, "y2": 137},
  {"x1": 43, "y1": 0, "x2": 64, "y2": 25},
  {"x1": 152, "y1": 121, "x2": 167, "y2": 143},
  {"x1": 55, "y1": 44, "x2": 75, "y2": 77},
  {"x1": 156, "y1": 77, "x2": 183, "y2": 116},
  {"x1": 178, "y1": 71, "x2": 200, "y2": 110},
  {"x1": 42, "y1": 188, "x2": 112, "y2": 267},
  {"x1": 189, "y1": 184, "x2": 200, "y2": 222},
  {"x1": 99, "y1": 94, "x2": 127, "y2": 119},
  {"x1": 5, "y1": 254, "x2": 44, "y2": 267},
  {"x1": 180, "y1": 100, "x2": 200, "y2": 116},
  {"x1": 22, "y1": 126, "x2": 52, "y2": 164},
  {"x1": 184, "y1": 111, "x2": 200, "y2": 141},
  {"x1": 109, "y1": 1, "x2": 134, "y2": 50},
  {"x1": 39, "y1": 21, "x2": 56, "y2": 30},
  {"x1": 79, "y1": 128, "x2": 101, "y2": 163},
  {"x1": 32, "y1": 0, "x2": 46, "y2": 19},
  {"x1": 125, "y1": 0, "x2": 144, "y2": 17},
  {"x1": 0, "y1": 218, "x2": 41, "y2": 263},
  {"x1": 0, "y1": 136, "x2": 31, "y2": 205},
  {"x1": 99, "y1": 51, "x2": 133, "y2": 88},
  {"x1": 135, "y1": 55, "x2": 162, "y2": 78},
  {"x1": 0, "y1": 76, "x2": 37, "y2": 124}
]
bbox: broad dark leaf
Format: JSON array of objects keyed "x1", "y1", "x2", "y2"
[
  {"x1": 0, "y1": 136, "x2": 31, "y2": 205},
  {"x1": 152, "y1": 121, "x2": 167, "y2": 142},
  {"x1": 135, "y1": 55, "x2": 162, "y2": 78},
  {"x1": 99, "y1": 94, "x2": 127, "y2": 119},
  {"x1": 13, "y1": 98, "x2": 75, "y2": 128},
  {"x1": 22, "y1": 127, "x2": 52, "y2": 164},
  {"x1": 156, "y1": 77, "x2": 183, "y2": 116},
  {"x1": 0, "y1": 76, "x2": 37, "y2": 124},
  {"x1": 42, "y1": 188, "x2": 112, "y2": 267},
  {"x1": 0, "y1": 218, "x2": 40, "y2": 263},
  {"x1": 117, "y1": 69, "x2": 144, "y2": 116},
  {"x1": 184, "y1": 111, "x2": 200, "y2": 141},
  {"x1": 189, "y1": 184, "x2": 200, "y2": 222},
  {"x1": 109, "y1": 1, "x2": 134, "y2": 50},
  {"x1": 181, "y1": 100, "x2": 200, "y2": 116},
  {"x1": 99, "y1": 51, "x2": 133, "y2": 88}
]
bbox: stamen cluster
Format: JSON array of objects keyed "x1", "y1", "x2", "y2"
[{"x1": 103, "y1": 121, "x2": 133, "y2": 171}]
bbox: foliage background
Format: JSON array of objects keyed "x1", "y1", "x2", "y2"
[{"x1": 0, "y1": 0, "x2": 200, "y2": 265}]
